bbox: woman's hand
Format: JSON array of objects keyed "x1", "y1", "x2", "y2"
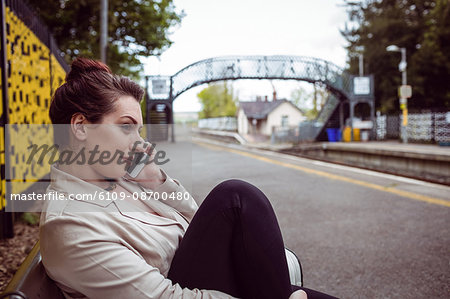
[
  {"x1": 289, "y1": 290, "x2": 308, "y2": 299},
  {"x1": 124, "y1": 140, "x2": 165, "y2": 190}
]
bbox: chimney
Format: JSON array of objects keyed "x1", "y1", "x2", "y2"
[
  {"x1": 273, "y1": 91, "x2": 277, "y2": 101},
  {"x1": 256, "y1": 96, "x2": 262, "y2": 102},
  {"x1": 264, "y1": 95, "x2": 268, "y2": 102}
]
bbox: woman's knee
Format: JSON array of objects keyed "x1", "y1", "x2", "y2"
[
  {"x1": 214, "y1": 179, "x2": 254, "y2": 192},
  {"x1": 209, "y1": 179, "x2": 272, "y2": 211}
]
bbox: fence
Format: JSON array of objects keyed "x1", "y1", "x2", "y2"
[
  {"x1": 196, "y1": 111, "x2": 450, "y2": 145},
  {"x1": 268, "y1": 111, "x2": 450, "y2": 144},
  {"x1": 271, "y1": 126, "x2": 300, "y2": 144},
  {"x1": 198, "y1": 117, "x2": 237, "y2": 131},
  {"x1": 376, "y1": 112, "x2": 450, "y2": 143},
  {"x1": 1, "y1": 0, "x2": 68, "y2": 238}
]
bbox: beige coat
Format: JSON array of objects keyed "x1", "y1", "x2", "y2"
[{"x1": 39, "y1": 164, "x2": 237, "y2": 299}]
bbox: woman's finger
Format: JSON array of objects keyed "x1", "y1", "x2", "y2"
[{"x1": 289, "y1": 290, "x2": 308, "y2": 299}]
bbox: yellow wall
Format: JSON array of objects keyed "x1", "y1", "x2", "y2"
[{"x1": 0, "y1": 6, "x2": 67, "y2": 209}]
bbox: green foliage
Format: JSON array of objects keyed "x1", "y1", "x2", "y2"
[
  {"x1": 290, "y1": 87, "x2": 311, "y2": 108},
  {"x1": 27, "y1": 0, "x2": 184, "y2": 79},
  {"x1": 341, "y1": 0, "x2": 450, "y2": 113},
  {"x1": 290, "y1": 83, "x2": 329, "y2": 120},
  {"x1": 197, "y1": 82, "x2": 237, "y2": 119},
  {"x1": 20, "y1": 212, "x2": 40, "y2": 226}
]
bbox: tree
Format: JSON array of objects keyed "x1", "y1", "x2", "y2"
[
  {"x1": 27, "y1": 0, "x2": 184, "y2": 79},
  {"x1": 341, "y1": 0, "x2": 450, "y2": 113},
  {"x1": 197, "y1": 82, "x2": 237, "y2": 119},
  {"x1": 410, "y1": 0, "x2": 450, "y2": 109},
  {"x1": 290, "y1": 83, "x2": 329, "y2": 120}
]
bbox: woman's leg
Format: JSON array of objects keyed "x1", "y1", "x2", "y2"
[
  {"x1": 168, "y1": 179, "x2": 292, "y2": 299},
  {"x1": 168, "y1": 179, "x2": 339, "y2": 299},
  {"x1": 168, "y1": 180, "x2": 292, "y2": 298}
]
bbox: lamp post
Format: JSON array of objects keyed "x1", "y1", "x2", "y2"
[
  {"x1": 386, "y1": 45, "x2": 408, "y2": 143},
  {"x1": 100, "y1": 0, "x2": 108, "y2": 63},
  {"x1": 355, "y1": 45, "x2": 365, "y2": 76}
]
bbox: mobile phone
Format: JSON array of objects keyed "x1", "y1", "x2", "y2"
[{"x1": 126, "y1": 152, "x2": 150, "y2": 178}]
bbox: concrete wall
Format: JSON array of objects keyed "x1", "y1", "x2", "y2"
[
  {"x1": 288, "y1": 143, "x2": 450, "y2": 185},
  {"x1": 266, "y1": 102, "x2": 305, "y2": 135},
  {"x1": 237, "y1": 108, "x2": 249, "y2": 134}
]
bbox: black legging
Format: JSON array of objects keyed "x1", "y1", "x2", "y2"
[{"x1": 167, "y1": 179, "x2": 338, "y2": 299}]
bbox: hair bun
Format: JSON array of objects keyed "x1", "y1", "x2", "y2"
[{"x1": 66, "y1": 57, "x2": 112, "y2": 82}]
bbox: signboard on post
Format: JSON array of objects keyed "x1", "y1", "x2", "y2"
[
  {"x1": 353, "y1": 76, "x2": 371, "y2": 95},
  {"x1": 350, "y1": 75, "x2": 374, "y2": 98},
  {"x1": 398, "y1": 85, "x2": 412, "y2": 99},
  {"x1": 146, "y1": 76, "x2": 171, "y2": 100},
  {"x1": 152, "y1": 79, "x2": 168, "y2": 94}
]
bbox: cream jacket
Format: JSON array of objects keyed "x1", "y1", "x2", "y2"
[{"x1": 39, "y1": 164, "x2": 237, "y2": 299}]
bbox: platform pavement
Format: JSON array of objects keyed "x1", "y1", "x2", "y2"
[
  {"x1": 242, "y1": 138, "x2": 450, "y2": 159},
  {"x1": 190, "y1": 129, "x2": 450, "y2": 184},
  {"x1": 192, "y1": 128, "x2": 450, "y2": 158},
  {"x1": 317, "y1": 140, "x2": 450, "y2": 158}
]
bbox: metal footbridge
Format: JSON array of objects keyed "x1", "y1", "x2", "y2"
[{"x1": 145, "y1": 55, "x2": 374, "y2": 142}]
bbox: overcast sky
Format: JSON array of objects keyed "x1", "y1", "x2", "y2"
[{"x1": 142, "y1": 0, "x2": 350, "y2": 112}]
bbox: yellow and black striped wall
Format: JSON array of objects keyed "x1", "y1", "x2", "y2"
[{"x1": 1, "y1": 0, "x2": 68, "y2": 238}]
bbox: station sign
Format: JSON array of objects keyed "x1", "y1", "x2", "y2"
[
  {"x1": 353, "y1": 76, "x2": 371, "y2": 95},
  {"x1": 398, "y1": 85, "x2": 412, "y2": 99},
  {"x1": 152, "y1": 79, "x2": 168, "y2": 94}
]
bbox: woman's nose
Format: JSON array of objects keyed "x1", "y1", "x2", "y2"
[{"x1": 129, "y1": 137, "x2": 147, "y2": 152}]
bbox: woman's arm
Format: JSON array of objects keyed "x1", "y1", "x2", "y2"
[
  {"x1": 123, "y1": 140, "x2": 199, "y2": 221},
  {"x1": 124, "y1": 141, "x2": 166, "y2": 190},
  {"x1": 40, "y1": 215, "x2": 235, "y2": 299},
  {"x1": 137, "y1": 169, "x2": 199, "y2": 222}
]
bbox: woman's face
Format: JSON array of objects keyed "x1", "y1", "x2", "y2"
[{"x1": 82, "y1": 95, "x2": 144, "y2": 179}]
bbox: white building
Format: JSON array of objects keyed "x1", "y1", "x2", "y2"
[{"x1": 237, "y1": 98, "x2": 305, "y2": 136}]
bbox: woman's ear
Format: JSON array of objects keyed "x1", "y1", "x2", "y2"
[{"x1": 70, "y1": 113, "x2": 88, "y2": 141}]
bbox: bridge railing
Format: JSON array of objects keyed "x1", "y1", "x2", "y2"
[{"x1": 170, "y1": 55, "x2": 352, "y2": 100}]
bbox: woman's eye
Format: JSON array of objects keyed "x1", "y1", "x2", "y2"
[{"x1": 121, "y1": 124, "x2": 133, "y2": 132}]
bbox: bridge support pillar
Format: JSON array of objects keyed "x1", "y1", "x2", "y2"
[
  {"x1": 339, "y1": 101, "x2": 345, "y2": 136},
  {"x1": 170, "y1": 100, "x2": 175, "y2": 143},
  {"x1": 350, "y1": 101, "x2": 355, "y2": 141},
  {"x1": 348, "y1": 97, "x2": 375, "y2": 141}
]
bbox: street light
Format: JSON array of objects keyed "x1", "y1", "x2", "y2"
[
  {"x1": 100, "y1": 0, "x2": 108, "y2": 63},
  {"x1": 387, "y1": 44, "x2": 408, "y2": 143},
  {"x1": 386, "y1": 45, "x2": 407, "y2": 85}
]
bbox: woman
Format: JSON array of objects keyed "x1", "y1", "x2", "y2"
[{"x1": 40, "y1": 57, "x2": 336, "y2": 299}]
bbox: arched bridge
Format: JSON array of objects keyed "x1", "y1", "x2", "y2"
[
  {"x1": 145, "y1": 55, "x2": 374, "y2": 142},
  {"x1": 148, "y1": 55, "x2": 353, "y2": 101}
]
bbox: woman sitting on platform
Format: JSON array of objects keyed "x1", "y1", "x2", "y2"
[{"x1": 40, "y1": 57, "x2": 338, "y2": 299}]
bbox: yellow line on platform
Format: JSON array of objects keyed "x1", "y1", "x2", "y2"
[{"x1": 195, "y1": 141, "x2": 450, "y2": 207}]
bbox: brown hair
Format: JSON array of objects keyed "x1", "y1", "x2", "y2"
[{"x1": 50, "y1": 57, "x2": 144, "y2": 146}]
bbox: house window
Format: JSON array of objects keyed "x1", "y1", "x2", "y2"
[{"x1": 281, "y1": 115, "x2": 289, "y2": 127}]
